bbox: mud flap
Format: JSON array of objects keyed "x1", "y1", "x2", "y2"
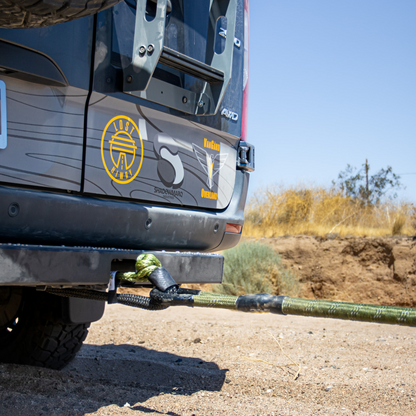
[{"x1": 61, "y1": 296, "x2": 105, "y2": 324}]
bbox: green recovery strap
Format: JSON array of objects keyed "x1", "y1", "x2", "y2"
[{"x1": 98, "y1": 253, "x2": 416, "y2": 327}]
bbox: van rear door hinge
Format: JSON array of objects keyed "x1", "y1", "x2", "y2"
[
  {"x1": 0, "y1": 80, "x2": 7, "y2": 150},
  {"x1": 236, "y1": 141, "x2": 255, "y2": 172}
]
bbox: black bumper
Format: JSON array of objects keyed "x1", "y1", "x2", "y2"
[
  {"x1": 0, "y1": 171, "x2": 249, "y2": 252},
  {"x1": 0, "y1": 244, "x2": 224, "y2": 286}
]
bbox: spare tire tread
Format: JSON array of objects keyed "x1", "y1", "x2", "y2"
[{"x1": 0, "y1": 0, "x2": 123, "y2": 28}]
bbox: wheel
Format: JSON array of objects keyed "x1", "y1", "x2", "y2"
[
  {"x1": 0, "y1": 0, "x2": 123, "y2": 29},
  {"x1": 0, "y1": 287, "x2": 90, "y2": 370}
]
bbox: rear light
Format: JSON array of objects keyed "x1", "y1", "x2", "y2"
[
  {"x1": 240, "y1": 0, "x2": 249, "y2": 141},
  {"x1": 225, "y1": 223, "x2": 242, "y2": 234}
]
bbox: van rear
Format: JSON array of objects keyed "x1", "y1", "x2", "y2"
[
  {"x1": 0, "y1": 0, "x2": 254, "y2": 369},
  {"x1": 0, "y1": 0, "x2": 253, "y2": 254}
]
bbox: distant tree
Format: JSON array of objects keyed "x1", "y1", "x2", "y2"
[{"x1": 333, "y1": 159, "x2": 402, "y2": 205}]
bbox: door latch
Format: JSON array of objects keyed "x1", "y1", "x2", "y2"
[{"x1": 237, "y1": 141, "x2": 255, "y2": 172}]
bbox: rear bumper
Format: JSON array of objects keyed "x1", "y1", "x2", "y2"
[
  {"x1": 0, "y1": 245, "x2": 224, "y2": 286},
  {"x1": 0, "y1": 170, "x2": 249, "y2": 252},
  {"x1": 0, "y1": 170, "x2": 249, "y2": 285}
]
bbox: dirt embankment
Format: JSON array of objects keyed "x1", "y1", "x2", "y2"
[{"x1": 259, "y1": 236, "x2": 416, "y2": 307}]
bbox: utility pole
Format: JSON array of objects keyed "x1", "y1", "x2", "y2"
[{"x1": 365, "y1": 159, "x2": 369, "y2": 204}]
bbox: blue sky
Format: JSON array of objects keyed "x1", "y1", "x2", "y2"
[{"x1": 246, "y1": 1, "x2": 416, "y2": 203}]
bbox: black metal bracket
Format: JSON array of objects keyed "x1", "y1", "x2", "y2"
[
  {"x1": 122, "y1": 0, "x2": 237, "y2": 116},
  {"x1": 107, "y1": 271, "x2": 119, "y2": 304}
]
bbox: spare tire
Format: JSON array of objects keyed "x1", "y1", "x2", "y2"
[{"x1": 0, "y1": 0, "x2": 123, "y2": 29}]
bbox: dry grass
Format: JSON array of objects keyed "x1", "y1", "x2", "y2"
[
  {"x1": 244, "y1": 185, "x2": 415, "y2": 238},
  {"x1": 411, "y1": 206, "x2": 416, "y2": 233}
]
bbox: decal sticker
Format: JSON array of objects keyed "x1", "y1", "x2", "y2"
[
  {"x1": 204, "y1": 138, "x2": 220, "y2": 151},
  {"x1": 153, "y1": 133, "x2": 184, "y2": 188},
  {"x1": 154, "y1": 186, "x2": 183, "y2": 199},
  {"x1": 201, "y1": 189, "x2": 218, "y2": 200},
  {"x1": 192, "y1": 142, "x2": 228, "y2": 190},
  {"x1": 101, "y1": 115, "x2": 143, "y2": 184}
]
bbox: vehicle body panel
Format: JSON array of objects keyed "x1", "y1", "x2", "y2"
[
  {"x1": 84, "y1": 93, "x2": 236, "y2": 209},
  {"x1": 0, "y1": 78, "x2": 85, "y2": 190}
]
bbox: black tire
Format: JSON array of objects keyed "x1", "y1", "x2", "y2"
[
  {"x1": 0, "y1": 287, "x2": 90, "y2": 370},
  {"x1": 0, "y1": 0, "x2": 123, "y2": 29}
]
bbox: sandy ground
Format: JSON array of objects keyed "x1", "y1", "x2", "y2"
[{"x1": 0, "y1": 302, "x2": 415, "y2": 416}]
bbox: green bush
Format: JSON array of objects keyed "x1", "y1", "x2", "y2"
[{"x1": 213, "y1": 241, "x2": 300, "y2": 297}]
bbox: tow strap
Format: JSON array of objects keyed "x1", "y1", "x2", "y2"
[{"x1": 47, "y1": 254, "x2": 416, "y2": 327}]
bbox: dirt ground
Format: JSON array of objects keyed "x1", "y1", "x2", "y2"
[{"x1": 0, "y1": 236, "x2": 415, "y2": 415}]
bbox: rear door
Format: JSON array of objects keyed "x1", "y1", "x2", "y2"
[{"x1": 83, "y1": 0, "x2": 245, "y2": 209}]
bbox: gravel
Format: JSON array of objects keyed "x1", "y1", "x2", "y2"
[{"x1": 0, "y1": 303, "x2": 415, "y2": 415}]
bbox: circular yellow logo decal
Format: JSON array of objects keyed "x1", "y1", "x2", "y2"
[{"x1": 101, "y1": 115, "x2": 144, "y2": 184}]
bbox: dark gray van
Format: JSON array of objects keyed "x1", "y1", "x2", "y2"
[{"x1": 0, "y1": 0, "x2": 253, "y2": 368}]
